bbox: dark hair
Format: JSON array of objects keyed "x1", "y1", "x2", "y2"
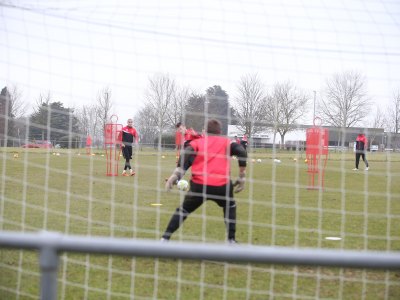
[
  {"x1": 207, "y1": 119, "x2": 222, "y2": 134},
  {"x1": 176, "y1": 122, "x2": 182, "y2": 128}
]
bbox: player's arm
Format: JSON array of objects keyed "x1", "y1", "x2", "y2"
[
  {"x1": 231, "y1": 142, "x2": 247, "y2": 167},
  {"x1": 231, "y1": 142, "x2": 247, "y2": 193},
  {"x1": 119, "y1": 131, "x2": 126, "y2": 147},
  {"x1": 165, "y1": 145, "x2": 196, "y2": 191},
  {"x1": 116, "y1": 129, "x2": 121, "y2": 145},
  {"x1": 177, "y1": 145, "x2": 196, "y2": 171},
  {"x1": 134, "y1": 131, "x2": 139, "y2": 144}
]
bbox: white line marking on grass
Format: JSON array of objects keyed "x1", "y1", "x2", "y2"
[{"x1": 325, "y1": 236, "x2": 342, "y2": 240}]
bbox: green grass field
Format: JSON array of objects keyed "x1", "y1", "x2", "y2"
[{"x1": 1, "y1": 147, "x2": 400, "y2": 299}]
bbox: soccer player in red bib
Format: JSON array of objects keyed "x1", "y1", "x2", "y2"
[
  {"x1": 353, "y1": 133, "x2": 369, "y2": 171},
  {"x1": 120, "y1": 119, "x2": 139, "y2": 176},
  {"x1": 162, "y1": 119, "x2": 247, "y2": 243},
  {"x1": 175, "y1": 122, "x2": 202, "y2": 164},
  {"x1": 175, "y1": 122, "x2": 184, "y2": 160}
]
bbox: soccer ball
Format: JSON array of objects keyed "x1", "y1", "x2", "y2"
[
  {"x1": 177, "y1": 179, "x2": 189, "y2": 191},
  {"x1": 257, "y1": 159, "x2": 262, "y2": 163}
]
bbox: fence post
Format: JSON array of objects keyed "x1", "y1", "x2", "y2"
[{"x1": 39, "y1": 233, "x2": 60, "y2": 300}]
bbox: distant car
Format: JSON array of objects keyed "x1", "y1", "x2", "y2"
[
  {"x1": 370, "y1": 145, "x2": 379, "y2": 152},
  {"x1": 22, "y1": 140, "x2": 53, "y2": 149}
]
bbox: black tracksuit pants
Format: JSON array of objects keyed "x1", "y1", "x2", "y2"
[{"x1": 162, "y1": 180, "x2": 236, "y2": 240}]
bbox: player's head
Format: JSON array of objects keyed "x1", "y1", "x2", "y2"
[
  {"x1": 176, "y1": 122, "x2": 186, "y2": 133},
  {"x1": 207, "y1": 119, "x2": 222, "y2": 135},
  {"x1": 127, "y1": 119, "x2": 133, "y2": 127}
]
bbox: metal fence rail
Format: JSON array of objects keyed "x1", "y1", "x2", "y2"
[{"x1": 1, "y1": 230, "x2": 399, "y2": 300}]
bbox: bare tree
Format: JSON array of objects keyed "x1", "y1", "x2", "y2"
[
  {"x1": 134, "y1": 103, "x2": 159, "y2": 145},
  {"x1": 76, "y1": 104, "x2": 101, "y2": 147},
  {"x1": 7, "y1": 84, "x2": 28, "y2": 119},
  {"x1": 168, "y1": 85, "x2": 191, "y2": 127},
  {"x1": 34, "y1": 91, "x2": 52, "y2": 112},
  {"x1": 0, "y1": 85, "x2": 28, "y2": 146},
  {"x1": 386, "y1": 89, "x2": 400, "y2": 150},
  {"x1": 95, "y1": 86, "x2": 114, "y2": 143},
  {"x1": 145, "y1": 73, "x2": 176, "y2": 137},
  {"x1": 233, "y1": 73, "x2": 268, "y2": 137},
  {"x1": 387, "y1": 89, "x2": 400, "y2": 134},
  {"x1": 319, "y1": 71, "x2": 371, "y2": 128},
  {"x1": 371, "y1": 106, "x2": 386, "y2": 129},
  {"x1": 265, "y1": 81, "x2": 309, "y2": 147},
  {"x1": 368, "y1": 105, "x2": 386, "y2": 147}
]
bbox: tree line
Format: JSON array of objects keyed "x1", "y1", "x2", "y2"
[
  {"x1": 133, "y1": 71, "x2": 399, "y2": 147},
  {"x1": 1, "y1": 70, "x2": 399, "y2": 148},
  {"x1": 0, "y1": 86, "x2": 112, "y2": 148}
]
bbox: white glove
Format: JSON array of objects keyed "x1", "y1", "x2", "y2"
[
  {"x1": 233, "y1": 173, "x2": 245, "y2": 193},
  {"x1": 165, "y1": 167, "x2": 185, "y2": 191}
]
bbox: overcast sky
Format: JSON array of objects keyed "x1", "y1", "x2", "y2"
[{"x1": 1, "y1": 0, "x2": 400, "y2": 125}]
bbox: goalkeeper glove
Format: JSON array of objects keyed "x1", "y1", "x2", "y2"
[
  {"x1": 165, "y1": 167, "x2": 185, "y2": 191},
  {"x1": 233, "y1": 172, "x2": 245, "y2": 193}
]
